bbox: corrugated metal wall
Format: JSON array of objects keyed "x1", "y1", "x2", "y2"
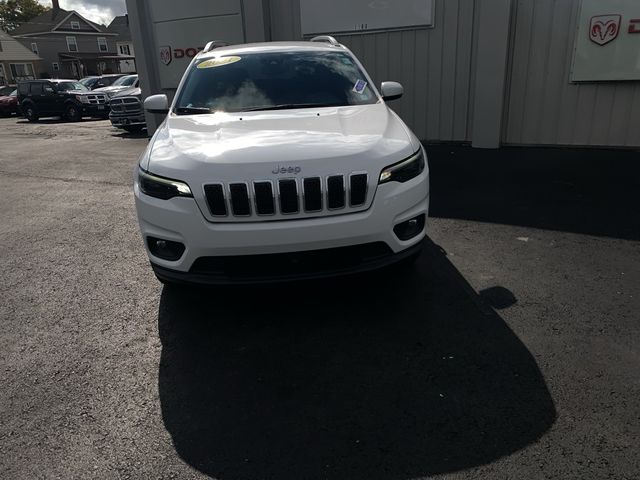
[
  {"x1": 503, "y1": 0, "x2": 640, "y2": 147},
  {"x1": 267, "y1": 0, "x2": 476, "y2": 142},
  {"x1": 268, "y1": 0, "x2": 640, "y2": 147}
]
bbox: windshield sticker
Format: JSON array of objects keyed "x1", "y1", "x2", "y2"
[
  {"x1": 353, "y1": 79, "x2": 367, "y2": 94},
  {"x1": 197, "y1": 56, "x2": 242, "y2": 69}
]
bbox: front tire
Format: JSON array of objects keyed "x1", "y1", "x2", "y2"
[
  {"x1": 65, "y1": 104, "x2": 81, "y2": 122},
  {"x1": 24, "y1": 104, "x2": 38, "y2": 122}
]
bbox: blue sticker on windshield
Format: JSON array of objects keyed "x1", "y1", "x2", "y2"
[{"x1": 353, "y1": 79, "x2": 367, "y2": 94}]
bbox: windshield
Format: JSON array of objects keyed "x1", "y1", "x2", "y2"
[
  {"x1": 113, "y1": 75, "x2": 137, "y2": 87},
  {"x1": 10, "y1": 90, "x2": 17, "y2": 96},
  {"x1": 57, "y1": 82, "x2": 88, "y2": 91},
  {"x1": 79, "y1": 77, "x2": 96, "y2": 86},
  {"x1": 174, "y1": 51, "x2": 379, "y2": 113}
]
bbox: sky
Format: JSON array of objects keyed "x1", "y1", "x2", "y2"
[{"x1": 37, "y1": 0, "x2": 126, "y2": 27}]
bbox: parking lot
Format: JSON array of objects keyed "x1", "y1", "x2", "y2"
[{"x1": 1, "y1": 117, "x2": 639, "y2": 479}]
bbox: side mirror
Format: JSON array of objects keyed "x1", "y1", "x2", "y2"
[
  {"x1": 144, "y1": 94, "x2": 169, "y2": 114},
  {"x1": 380, "y1": 81, "x2": 403, "y2": 101},
  {"x1": 43, "y1": 86, "x2": 55, "y2": 95}
]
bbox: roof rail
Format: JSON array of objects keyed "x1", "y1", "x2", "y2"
[
  {"x1": 202, "y1": 40, "x2": 230, "y2": 53},
  {"x1": 310, "y1": 35, "x2": 340, "y2": 46}
]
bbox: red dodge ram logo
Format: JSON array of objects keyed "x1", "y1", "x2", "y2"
[
  {"x1": 589, "y1": 15, "x2": 621, "y2": 46},
  {"x1": 159, "y1": 45, "x2": 172, "y2": 65}
]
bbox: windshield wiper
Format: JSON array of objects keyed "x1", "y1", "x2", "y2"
[
  {"x1": 240, "y1": 103, "x2": 343, "y2": 112},
  {"x1": 175, "y1": 106, "x2": 213, "y2": 115}
]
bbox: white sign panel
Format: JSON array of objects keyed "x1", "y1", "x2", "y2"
[
  {"x1": 572, "y1": 0, "x2": 640, "y2": 81},
  {"x1": 149, "y1": 0, "x2": 245, "y2": 89},
  {"x1": 154, "y1": 16, "x2": 245, "y2": 89},
  {"x1": 300, "y1": 0, "x2": 434, "y2": 35}
]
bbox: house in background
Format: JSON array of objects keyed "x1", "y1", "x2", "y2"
[
  {"x1": 107, "y1": 15, "x2": 136, "y2": 73},
  {"x1": 11, "y1": 0, "x2": 121, "y2": 79},
  {"x1": 0, "y1": 29, "x2": 42, "y2": 85}
]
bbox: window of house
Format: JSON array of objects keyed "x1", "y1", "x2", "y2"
[
  {"x1": 71, "y1": 21, "x2": 80, "y2": 29},
  {"x1": 66, "y1": 36, "x2": 78, "y2": 52},
  {"x1": 118, "y1": 44, "x2": 130, "y2": 56},
  {"x1": 52, "y1": 62, "x2": 60, "y2": 71},
  {"x1": 31, "y1": 42, "x2": 38, "y2": 55},
  {"x1": 97, "y1": 37, "x2": 108, "y2": 52},
  {"x1": 10, "y1": 63, "x2": 35, "y2": 80}
]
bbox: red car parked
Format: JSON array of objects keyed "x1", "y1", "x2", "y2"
[{"x1": 0, "y1": 89, "x2": 18, "y2": 116}]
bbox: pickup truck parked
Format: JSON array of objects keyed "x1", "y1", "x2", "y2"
[
  {"x1": 94, "y1": 74, "x2": 139, "y2": 99},
  {"x1": 79, "y1": 74, "x2": 126, "y2": 90},
  {"x1": 109, "y1": 86, "x2": 145, "y2": 133}
]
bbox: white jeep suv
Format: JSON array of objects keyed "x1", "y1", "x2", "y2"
[{"x1": 135, "y1": 37, "x2": 429, "y2": 284}]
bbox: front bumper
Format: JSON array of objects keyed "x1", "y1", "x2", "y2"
[
  {"x1": 152, "y1": 239, "x2": 424, "y2": 285},
  {"x1": 110, "y1": 112, "x2": 146, "y2": 128},
  {"x1": 135, "y1": 168, "x2": 429, "y2": 281},
  {"x1": 81, "y1": 104, "x2": 109, "y2": 116}
]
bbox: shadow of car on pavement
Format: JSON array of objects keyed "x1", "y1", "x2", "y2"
[
  {"x1": 157, "y1": 238, "x2": 556, "y2": 479},
  {"x1": 15, "y1": 117, "x2": 108, "y2": 125},
  {"x1": 427, "y1": 145, "x2": 640, "y2": 241}
]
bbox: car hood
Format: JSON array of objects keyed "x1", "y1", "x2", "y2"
[
  {"x1": 144, "y1": 103, "x2": 417, "y2": 179},
  {"x1": 94, "y1": 85, "x2": 130, "y2": 93},
  {"x1": 111, "y1": 86, "x2": 141, "y2": 99}
]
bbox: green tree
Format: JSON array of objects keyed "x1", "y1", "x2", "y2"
[{"x1": 0, "y1": 0, "x2": 50, "y2": 33}]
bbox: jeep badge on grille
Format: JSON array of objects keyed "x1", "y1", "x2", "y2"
[{"x1": 272, "y1": 165, "x2": 301, "y2": 175}]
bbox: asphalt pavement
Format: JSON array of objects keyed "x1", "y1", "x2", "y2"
[{"x1": 0, "y1": 117, "x2": 638, "y2": 479}]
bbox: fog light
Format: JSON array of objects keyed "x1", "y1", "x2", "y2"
[
  {"x1": 147, "y1": 236, "x2": 185, "y2": 261},
  {"x1": 393, "y1": 214, "x2": 425, "y2": 241}
]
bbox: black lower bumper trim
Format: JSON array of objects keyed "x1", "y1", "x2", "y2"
[
  {"x1": 151, "y1": 240, "x2": 424, "y2": 285},
  {"x1": 82, "y1": 106, "x2": 109, "y2": 115}
]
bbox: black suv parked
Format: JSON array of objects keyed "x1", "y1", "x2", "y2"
[{"x1": 17, "y1": 79, "x2": 109, "y2": 122}]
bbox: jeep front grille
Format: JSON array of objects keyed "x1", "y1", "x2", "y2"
[{"x1": 203, "y1": 173, "x2": 369, "y2": 220}]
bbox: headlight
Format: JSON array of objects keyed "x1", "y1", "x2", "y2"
[
  {"x1": 138, "y1": 167, "x2": 193, "y2": 200},
  {"x1": 76, "y1": 95, "x2": 89, "y2": 103},
  {"x1": 379, "y1": 149, "x2": 425, "y2": 184}
]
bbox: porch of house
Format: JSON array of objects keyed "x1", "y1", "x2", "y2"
[{"x1": 58, "y1": 53, "x2": 136, "y2": 79}]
